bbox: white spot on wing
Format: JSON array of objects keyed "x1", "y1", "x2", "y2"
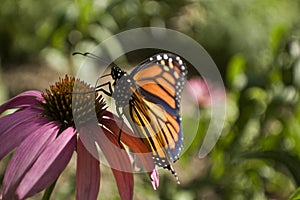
[{"x1": 163, "y1": 65, "x2": 170, "y2": 71}]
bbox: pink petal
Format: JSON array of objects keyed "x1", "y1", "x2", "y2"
[
  {"x1": 1, "y1": 122, "x2": 59, "y2": 199},
  {"x1": 16, "y1": 127, "x2": 76, "y2": 199},
  {"x1": 76, "y1": 138, "x2": 100, "y2": 200},
  {"x1": 101, "y1": 111, "x2": 158, "y2": 189},
  {"x1": 0, "y1": 90, "x2": 43, "y2": 114},
  {"x1": 110, "y1": 168, "x2": 133, "y2": 200},
  {"x1": 102, "y1": 111, "x2": 155, "y2": 172},
  {"x1": 0, "y1": 117, "x2": 51, "y2": 160},
  {"x1": 99, "y1": 129, "x2": 134, "y2": 200},
  {"x1": 150, "y1": 167, "x2": 159, "y2": 190},
  {"x1": 79, "y1": 125, "x2": 134, "y2": 200},
  {"x1": 0, "y1": 107, "x2": 42, "y2": 137}
]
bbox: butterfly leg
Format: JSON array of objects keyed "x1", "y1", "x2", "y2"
[
  {"x1": 117, "y1": 120, "x2": 125, "y2": 145},
  {"x1": 95, "y1": 81, "x2": 113, "y2": 96}
]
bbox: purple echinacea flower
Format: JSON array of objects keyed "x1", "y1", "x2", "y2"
[
  {"x1": 0, "y1": 75, "x2": 158, "y2": 200},
  {"x1": 187, "y1": 76, "x2": 225, "y2": 107}
]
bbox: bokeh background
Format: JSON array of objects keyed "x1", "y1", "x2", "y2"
[{"x1": 1, "y1": 0, "x2": 300, "y2": 199}]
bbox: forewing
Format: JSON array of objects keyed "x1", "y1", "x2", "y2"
[{"x1": 131, "y1": 53, "x2": 187, "y2": 116}]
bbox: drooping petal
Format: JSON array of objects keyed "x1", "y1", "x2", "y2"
[
  {"x1": 110, "y1": 166, "x2": 134, "y2": 200},
  {"x1": 104, "y1": 112, "x2": 161, "y2": 189},
  {"x1": 150, "y1": 167, "x2": 159, "y2": 190},
  {"x1": 76, "y1": 138, "x2": 100, "y2": 200},
  {"x1": 0, "y1": 90, "x2": 43, "y2": 114},
  {"x1": 1, "y1": 122, "x2": 59, "y2": 199},
  {"x1": 0, "y1": 116, "x2": 51, "y2": 160},
  {"x1": 0, "y1": 107, "x2": 43, "y2": 137},
  {"x1": 79, "y1": 124, "x2": 134, "y2": 200},
  {"x1": 15, "y1": 127, "x2": 76, "y2": 199},
  {"x1": 101, "y1": 111, "x2": 156, "y2": 175},
  {"x1": 99, "y1": 128, "x2": 134, "y2": 200}
]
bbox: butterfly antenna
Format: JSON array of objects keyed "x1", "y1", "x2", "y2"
[
  {"x1": 95, "y1": 73, "x2": 111, "y2": 87},
  {"x1": 72, "y1": 51, "x2": 119, "y2": 68}
]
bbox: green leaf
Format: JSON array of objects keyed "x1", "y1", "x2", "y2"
[
  {"x1": 289, "y1": 187, "x2": 300, "y2": 200},
  {"x1": 226, "y1": 53, "x2": 247, "y2": 90},
  {"x1": 242, "y1": 150, "x2": 300, "y2": 186}
]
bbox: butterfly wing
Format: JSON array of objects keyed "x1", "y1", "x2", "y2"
[
  {"x1": 123, "y1": 90, "x2": 182, "y2": 168},
  {"x1": 131, "y1": 53, "x2": 187, "y2": 116},
  {"x1": 125, "y1": 53, "x2": 187, "y2": 166}
]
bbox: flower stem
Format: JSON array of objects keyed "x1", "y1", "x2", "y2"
[{"x1": 42, "y1": 178, "x2": 58, "y2": 200}]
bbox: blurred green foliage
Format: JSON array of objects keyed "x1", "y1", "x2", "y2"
[{"x1": 1, "y1": 0, "x2": 300, "y2": 199}]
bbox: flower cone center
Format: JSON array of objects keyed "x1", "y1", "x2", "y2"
[{"x1": 42, "y1": 75, "x2": 106, "y2": 129}]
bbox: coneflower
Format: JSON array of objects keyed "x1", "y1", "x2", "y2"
[{"x1": 0, "y1": 75, "x2": 158, "y2": 200}]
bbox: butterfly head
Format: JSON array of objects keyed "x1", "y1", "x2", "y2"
[{"x1": 111, "y1": 66, "x2": 127, "y2": 82}]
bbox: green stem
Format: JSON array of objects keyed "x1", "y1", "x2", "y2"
[{"x1": 42, "y1": 178, "x2": 58, "y2": 200}]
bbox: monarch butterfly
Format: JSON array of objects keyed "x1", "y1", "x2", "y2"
[{"x1": 75, "y1": 52, "x2": 187, "y2": 180}]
